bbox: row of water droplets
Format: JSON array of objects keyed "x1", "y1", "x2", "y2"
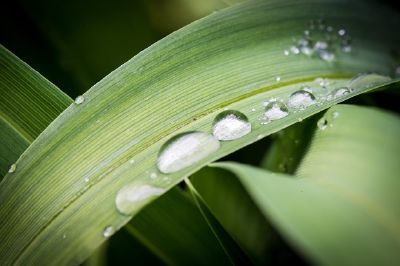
[{"x1": 284, "y1": 19, "x2": 352, "y2": 62}]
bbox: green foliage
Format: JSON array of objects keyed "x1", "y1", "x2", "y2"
[{"x1": 0, "y1": 0, "x2": 399, "y2": 265}]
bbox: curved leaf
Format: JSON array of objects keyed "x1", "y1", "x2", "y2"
[
  {"x1": 0, "y1": 0, "x2": 399, "y2": 264},
  {"x1": 215, "y1": 104, "x2": 400, "y2": 266}
]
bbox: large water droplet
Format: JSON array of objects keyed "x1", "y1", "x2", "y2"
[
  {"x1": 212, "y1": 110, "x2": 251, "y2": 141},
  {"x1": 157, "y1": 132, "x2": 219, "y2": 174},
  {"x1": 116, "y1": 184, "x2": 164, "y2": 215},
  {"x1": 103, "y1": 226, "x2": 114, "y2": 238},
  {"x1": 264, "y1": 101, "x2": 289, "y2": 121},
  {"x1": 288, "y1": 90, "x2": 316, "y2": 110},
  {"x1": 74, "y1": 95, "x2": 85, "y2": 105},
  {"x1": 348, "y1": 73, "x2": 391, "y2": 90},
  {"x1": 8, "y1": 163, "x2": 16, "y2": 173}
]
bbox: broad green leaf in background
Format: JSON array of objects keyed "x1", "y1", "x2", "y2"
[
  {"x1": 260, "y1": 117, "x2": 317, "y2": 173},
  {"x1": 190, "y1": 167, "x2": 306, "y2": 264},
  {"x1": 127, "y1": 187, "x2": 250, "y2": 265},
  {"x1": 215, "y1": 104, "x2": 400, "y2": 266},
  {"x1": 0, "y1": 0, "x2": 399, "y2": 264},
  {"x1": 0, "y1": 45, "x2": 72, "y2": 177}
]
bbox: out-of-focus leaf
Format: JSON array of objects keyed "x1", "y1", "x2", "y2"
[
  {"x1": 127, "y1": 187, "x2": 249, "y2": 265},
  {"x1": 0, "y1": 45, "x2": 72, "y2": 177}
]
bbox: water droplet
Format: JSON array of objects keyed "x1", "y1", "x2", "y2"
[
  {"x1": 157, "y1": 132, "x2": 219, "y2": 173},
  {"x1": 318, "y1": 50, "x2": 335, "y2": 62},
  {"x1": 251, "y1": 108, "x2": 256, "y2": 112},
  {"x1": 332, "y1": 111, "x2": 339, "y2": 119},
  {"x1": 256, "y1": 134, "x2": 264, "y2": 140},
  {"x1": 276, "y1": 76, "x2": 281, "y2": 82},
  {"x1": 129, "y1": 159, "x2": 135, "y2": 164},
  {"x1": 264, "y1": 101, "x2": 289, "y2": 121},
  {"x1": 103, "y1": 226, "x2": 114, "y2": 238},
  {"x1": 290, "y1": 46, "x2": 300, "y2": 54},
  {"x1": 62, "y1": 234, "x2": 66, "y2": 239},
  {"x1": 74, "y1": 96, "x2": 85, "y2": 105},
  {"x1": 212, "y1": 110, "x2": 251, "y2": 141},
  {"x1": 150, "y1": 172, "x2": 157, "y2": 179},
  {"x1": 288, "y1": 90, "x2": 316, "y2": 110},
  {"x1": 317, "y1": 118, "x2": 328, "y2": 130},
  {"x1": 348, "y1": 73, "x2": 391, "y2": 90},
  {"x1": 331, "y1": 87, "x2": 350, "y2": 99},
  {"x1": 8, "y1": 163, "x2": 16, "y2": 173},
  {"x1": 284, "y1": 50, "x2": 289, "y2": 56},
  {"x1": 84, "y1": 177, "x2": 89, "y2": 183},
  {"x1": 116, "y1": 184, "x2": 164, "y2": 215},
  {"x1": 338, "y1": 29, "x2": 346, "y2": 36}
]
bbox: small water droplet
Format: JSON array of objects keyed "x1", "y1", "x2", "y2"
[
  {"x1": 264, "y1": 101, "x2": 289, "y2": 121},
  {"x1": 8, "y1": 163, "x2": 16, "y2": 173},
  {"x1": 332, "y1": 111, "x2": 339, "y2": 119},
  {"x1": 116, "y1": 184, "x2": 164, "y2": 215},
  {"x1": 103, "y1": 226, "x2": 114, "y2": 238},
  {"x1": 288, "y1": 90, "x2": 316, "y2": 110},
  {"x1": 157, "y1": 132, "x2": 219, "y2": 174},
  {"x1": 290, "y1": 46, "x2": 300, "y2": 54},
  {"x1": 256, "y1": 134, "x2": 264, "y2": 140},
  {"x1": 317, "y1": 118, "x2": 328, "y2": 130},
  {"x1": 84, "y1": 177, "x2": 89, "y2": 183},
  {"x1": 129, "y1": 159, "x2": 135, "y2": 164},
  {"x1": 150, "y1": 172, "x2": 157, "y2": 179},
  {"x1": 212, "y1": 110, "x2": 251, "y2": 141},
  {"x1": 338, "y1": 29, "x2": 346, "y2": 36},
  {"x1": 348, "y1": 73, "x2": 391, "y2": 90},
  {"x1": 284, "y1": 50, "x2": 290, "y2": 56},
  {"x1": 331, "y1": 87, "x2": 350, "y2": 99},
  {"x1": 318, "y1": 50, "x2": 335, "y2": 62},
  {"x1": 251, "y1": 108, "x2": 256, "y2": 112},
  {"x1": 276, "y1": 76, "x2": 281, "y2": 82},
  {"x1": 62, "y1": 234, "x2": 66, "y2": 239},
  {"x1": 74, "y1": 96, "x2": 85, "y2": 105}
]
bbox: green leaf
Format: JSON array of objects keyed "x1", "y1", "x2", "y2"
[
  {"x1": 214, "y1": 104, "x2": 400, "y2": 266},
  {"x1": 1, "y1": 0, "x2": 399, "y2": 264},
  {"x1": 191, "y1": 167, "x2": 303, "y2": 264},
  {"x1": 0, "y1": 45, "x2": 72, "y2": 176},
  {"x1": 260, "y1": 117, "x2": 317, "y2": 173},
  {"x1": 127, "y1": 187, "x2": 248, "y2": 265}
]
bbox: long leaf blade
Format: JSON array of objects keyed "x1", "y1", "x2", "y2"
[{"x1": 0, "y1": 1, "x2": 399, "y2": 264}]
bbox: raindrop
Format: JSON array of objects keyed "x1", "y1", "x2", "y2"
[
  {"x1": 331, "y1": 87, "x2": 350, "y2": 99},
  {"x1": 348, "y1": 73, "x2": 391, "y2": 90},
  {"x1": 116, "y1": 184, "x2": 164, "y2": 215},
  {"x1": 157, "y1": 132, "x2": 219, "y2": 174},
  {"x1": 251, "y1": 108, "x2": 256, "y2": 112},
  {"x1": 332, "y1": 111, "x2": 339, "y2": 119},
  {"x1": 290, "y1": 46, "x2": 300, "y2": 54},
  {"x1": 212, "y1": 110, "x2": 251, "y2": 141},
  {"x1": 284, "y1": 50, "x2": 290, "y2": 56},
  {"x1": 318, "y1": 50, "x2": 335, "y2": 62},
  {"x1": 103, "y1": 226, "x2": 114, "y2": 238},
  {"x1": 288, "y1": 90, "x2": 316, "y2": 110},
  {"x1": 338, "y1": 29, "x2": 346, "y2": 36},
  {"x1": 276, "y1": 76, "x2": 281, "y2": 82},
  {"x1": 84, "y1": 177, "x2": 89, "y2": 183},
  {"x1": 317, "y1": 118, "x2": 328, "y2": 130},
  {"x1": 264, "y1": 101, "x2": 289, "y2": 121},
  {"x1": 8, "y1": 163, "x2": 16, "y2": 173},
  {"x1": 74, "y1": 95, "x2": 85, "y2": 105},
  {"x1": 150, "y1": 172, "x2": 157, "y2": 179},
  {"x1": 129, "y1": 159, "x2": 135, "y2": 164}
]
